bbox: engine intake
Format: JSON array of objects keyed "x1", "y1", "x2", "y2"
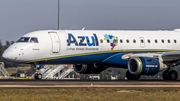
[
  {"x1": 128, "y1": 57, "x2": 164, "y2": 75},
  {"x1": 73, "y1": 64, "x2": 106, "y2": 74}
]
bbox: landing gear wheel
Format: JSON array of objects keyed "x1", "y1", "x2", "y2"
[
  {"x1": 133, "y1": 74, "x2": 141, "y2": 80},
  {"x1": 162, "y1": 70, "x2": 169, "y2": 80},
  {"x1": 168, "y1": 70, "x2": 178, "y2": 80},
  {"x1": 126, "y1": 71, "x2": 141, "y2": 80},
  {"x1": 34, "y1": 73, "x2": 42, "y2": 80},
  {"x1": 126, "y1": 71, "x2": 133, "y2": 80},
  {"x1": 163, "y1": 70, "x2": 178, "y2": 80}
]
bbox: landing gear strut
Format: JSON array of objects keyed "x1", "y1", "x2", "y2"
[
  {"x1": 162, "y1": 70, "x2": 178, "y2": 80},
  {"x1": 31, "y1": 64, "x2": 43, "y2": 80},
  {"x1": 126, "y1": 70, "x2": 141, "y2": 80}
]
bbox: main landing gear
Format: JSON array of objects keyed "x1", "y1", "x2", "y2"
[
  {"x1": 162, "y1": 70, "x2": 178, "y2": 80},
  {"x1": 126, "y1": 70, "x2": 178, "y2": 81}
]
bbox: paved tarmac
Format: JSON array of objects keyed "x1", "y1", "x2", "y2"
[{"x1": 0, "y1": 80, "x2": 180, "y2": 88}]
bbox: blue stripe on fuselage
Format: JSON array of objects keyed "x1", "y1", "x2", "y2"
[{"x1": 31, "y1": 52, "x2": 128, "y2": 68}]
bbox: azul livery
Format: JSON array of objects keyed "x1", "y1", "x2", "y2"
[
  {"x1": 3, "y1": 29, "x2": 180, "y2": 80},
  {"x1": 67, "y1": 33, "x2": 99, "y2": 46}
]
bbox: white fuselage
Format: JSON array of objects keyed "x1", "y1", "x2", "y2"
[{"x1": 3, "y1": 29, "x2": 180, "y2": 67}]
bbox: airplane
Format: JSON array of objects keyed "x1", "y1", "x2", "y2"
[{"x1": 2, "y1": 29, "x2": 180, "y2": 80}]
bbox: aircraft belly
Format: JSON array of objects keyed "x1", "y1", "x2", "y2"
[
  {"x1": 34, "y1": 52, "x2": 127, "y2": 67},
  {"x1": 101, "y1": 53, "x2": 128, "y2": 67}
]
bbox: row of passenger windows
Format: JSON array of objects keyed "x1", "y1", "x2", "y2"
[{"x1": 100, "y1": 39, "x2": 177, "y2": 44}]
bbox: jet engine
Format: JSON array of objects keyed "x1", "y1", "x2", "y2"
[
  {"x1": 73, "y1": 64, "x2": 106, "y2": 74},
  {"x1": 128, "y1": 57, "x2": 166, "y2": 75}
]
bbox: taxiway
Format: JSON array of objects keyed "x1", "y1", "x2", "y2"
[{"x1": 0, "y1": 80, "x2": 179, "y2": 88}]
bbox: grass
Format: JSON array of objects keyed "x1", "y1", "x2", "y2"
[
  {"x1": 5, "y1": 68, "x2": 17, "y2": 75},
  {"x1": 5, "y1": 67, "x2": 30, "y2": 75},
  {"x1": 0, "y1": 87, "x2": 180, "y2": 101}
]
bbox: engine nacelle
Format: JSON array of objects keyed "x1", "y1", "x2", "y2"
[
  {"x1": 128, "y1": 57, "x2": 166, "y2": 75},
  {"x1": 73, "y1": 64, "x2": 106, "y2": 74}
]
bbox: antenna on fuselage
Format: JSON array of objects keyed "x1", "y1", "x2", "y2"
[{"x1": 82, "y1": 27, "x2": 85, "y2": 30}]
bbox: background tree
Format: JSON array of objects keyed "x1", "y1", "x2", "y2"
[{"x1": 0, "y1": 40, "x2": 3, "y2": 62}]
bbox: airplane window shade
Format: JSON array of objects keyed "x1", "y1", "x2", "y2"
[{"x1": 16, "y1": 37, "x2": 30, "y2": 42}]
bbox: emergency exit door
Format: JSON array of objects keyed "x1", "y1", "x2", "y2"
[{"x1": 48, "y1": 32, "x2": 60, "y2": 53}]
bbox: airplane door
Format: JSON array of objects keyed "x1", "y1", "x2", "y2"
[
  {"x1": 139, "y1": 37, "x2": 145, "y2": 48},
  {"x1": 48, "y1": 32, "x2": 60, "y2": 53}
]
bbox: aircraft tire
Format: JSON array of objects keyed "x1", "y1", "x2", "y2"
[
  {"x1": 132, "y1": 74, "x2": 141, "y2": 80},
  {"x1": 126, "y1": 71, "x2": 140, "y2": 80},
  {"x1": 34, "y1": 73, "x2": 42, "y2": 80},
  {"x1": 126, "y1": 71, "x2": 133, "y2": 80},
  {"x1": 168, "y1": 70, "x2": 178, "y2": 80},
  {"x1": 162, "y1": 70, "x2": 169, "y2": 80}
]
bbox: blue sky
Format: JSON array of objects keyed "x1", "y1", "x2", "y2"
[{"x1": 1, "y1": 0, "x2": 180, "y2": 42}]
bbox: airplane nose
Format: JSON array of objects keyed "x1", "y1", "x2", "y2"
[{"x1": 2, "y1": 49, "x2": 14, "y2": 61}]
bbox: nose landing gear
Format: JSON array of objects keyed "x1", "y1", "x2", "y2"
[
  {"x1": 34, "y1": 73, "x2": 42, "y2": 80},
  {"x1": 31, "y1": 64, "x2": 43, "y2": 80}
]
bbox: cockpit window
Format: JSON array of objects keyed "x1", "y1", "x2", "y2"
[
  {"x1": 30, "y1": 37, "x2": 38, "y2": 43},
  {"x1": 16, "y1": 37, "x2": 30, "y2": 42},
  {"x1": 16, "y1": 37, "x2": 38, "y2": 43}
]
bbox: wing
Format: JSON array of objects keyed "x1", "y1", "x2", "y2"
[
  {"x1": 122, "y1": 52, "x2": 180, "y2": 66},
  {"x1": 162, "y1": 52, "x2": 180, "y2": 63},
  {"x1": 122, "y1": 53, "x2": 163, "y2": 60}
]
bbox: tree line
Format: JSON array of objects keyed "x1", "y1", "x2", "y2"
[{"x1": 0, "y1": 40, "x2": 18, "y2": 67}]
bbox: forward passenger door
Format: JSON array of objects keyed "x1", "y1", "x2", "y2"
[{"x1": 48, "y1": 32, "x2": 60, "y2": 53}]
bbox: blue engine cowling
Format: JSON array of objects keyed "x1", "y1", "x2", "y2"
[{"x1": 128, "y1": 57, "x2": 162, "y2": 75}]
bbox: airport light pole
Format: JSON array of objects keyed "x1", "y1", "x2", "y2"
[{"x1": 58, "y1": 0, "x2": 60, "y2": 30}]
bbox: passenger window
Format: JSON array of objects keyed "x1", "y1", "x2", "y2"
[
  {"x1": 162, "y1": 40, "x2": 164, "y2": 43},
  {"x1": 174, "y1": 40, "x2": 177, "y2": 43},
  {"x1": 120, "y1": 39, "x2": 123, "y2": 43},
  {"x1": 16, "y1": 37, "x2": 30, "y2": 42},
  {"x1": 67, "y1": 39, "x2": 69, "y2": 43},
  {"x1": 126, "y1": 39, "x2": 129, "y2": 43},
  {"x1": 100, "y1": 39, "x2": 103, "y2": 43},
  {"x1": 147, "y1": 39, "x2": 150, "y2": 43},
  {"x1": 155, "y1": 40, "x2": 158, "y2": 43},
  {"x1": 30, "y1": 37, "x2": 38, "y2": 43},
  {"x1": 168, "y1": 40, "x2": 170, "y2": 43},
  {"x1": 133, "y1": 39, "x2": 136, "y2": 43}
]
